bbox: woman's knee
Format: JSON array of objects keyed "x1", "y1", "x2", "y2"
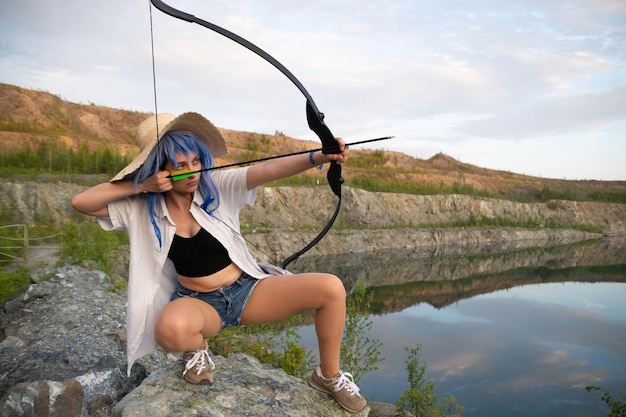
[
  {"x1": 155, "y1": 309, "x2": 194, "y2": 350},
  {"x1": 155, "y1": 299, "x2": 221, "y2": 350},
  {"x1": 154, "y1": 314, "x2": 185, "y2": 351},
  {"x1": 320, "y1": 273, "x2": 346, "y2": 301}
]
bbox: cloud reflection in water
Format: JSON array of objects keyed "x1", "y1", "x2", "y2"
[
  {"x1": 362, "y1": 282, "x2": 626, "y2": 416},
  {"x1": 298, "y1": 281, "x2": 626, "y2": 416},
  {"x1": 295, "y1": 239, "x2": 625, "y2": 416}
]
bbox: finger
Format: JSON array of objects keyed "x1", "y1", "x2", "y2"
[
  {"x1": 327, "y1": 153, "x2": 347, "y2": 164},
  {"x1": 335, "y1": 137, "x2": 346, "y2": 150}
]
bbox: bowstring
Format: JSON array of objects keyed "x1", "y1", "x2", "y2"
[
  {"x1": 213, "y1": 213, "x2": 281, "y2": 267},
  {"x1": 148, "y1": 1, "x2": 161, "y2": 155},
  {"x1": 147, "y1": 1, "x2": 279, "y2": 267}
]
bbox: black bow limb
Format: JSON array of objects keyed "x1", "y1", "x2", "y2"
[
  {"x1": 306, "y1": 101, "x2": 344, "y2": 198},
  {"x1": 150, "y1": 0, "x2": 344, "y2": 268}
]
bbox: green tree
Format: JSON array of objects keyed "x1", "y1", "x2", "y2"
[{"x1": 59, "y1": 221, "x2": 128, "y2": 277}]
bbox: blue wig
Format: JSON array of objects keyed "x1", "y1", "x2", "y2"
[{"x1": 126, "y1": 130, "x2": 221, "y2": 249}]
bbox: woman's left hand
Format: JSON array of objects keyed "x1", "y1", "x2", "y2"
[{"x1": 324, "y1": 137, "x2": 350, "y2": 165}]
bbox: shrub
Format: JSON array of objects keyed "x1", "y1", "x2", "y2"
[
  {"x1": 0, "y1": 266, "x2": 30, "y2": 303},
  {"x1": 340, "y1": 282, "x2": 383, "y2": 384},
  {"x1": 585, "y1": 386, "x2": 626, "y2": 417},
  {"x1": 397, "y1": 343, "x2": 464, "y2": 417},
  {"x1": 207, "y1": 314, "x2": 315, "y2": 380},
  {"x1": 59, "y1": 221, "x2": 128, "y2": 277}
]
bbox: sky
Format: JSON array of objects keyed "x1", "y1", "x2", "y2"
[{"x1": 1, "y1": 0, "x2": 625, "y2": 180}]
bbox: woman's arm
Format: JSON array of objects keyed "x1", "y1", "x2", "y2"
[
  {"x1": 246, "y1": 138, "x2": 349, "y2": 190},
  {"x1": 71, "y1": 171, "x2": 174, "y2": 217}
]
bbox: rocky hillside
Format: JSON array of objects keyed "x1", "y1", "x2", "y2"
[
  {"x1": 1, "y1": 82, "x2": 625, "y2": 263},
  {"x1": 2, "y1": 82, "x2": 625, "y2": 200},
  {"x1": 8, "y1": 178, "x2": 623, "y2": 234},
  {"x1": 1, "y1": 179, "x2": 624, "y2": 262}
]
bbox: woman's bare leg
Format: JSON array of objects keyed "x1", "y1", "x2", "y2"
[
  {"x1": 155, "y1": 297, "x2": 222, "y2": 352},
  {"x1": 241, "y1": 273, "x2": 347, "y2": 378}
]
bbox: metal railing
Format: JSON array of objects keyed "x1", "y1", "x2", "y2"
[{"x1": 0, "y1": 224, "x2": 62, "y2": 264}]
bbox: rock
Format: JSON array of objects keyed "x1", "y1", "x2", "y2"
[
  {"x1": 0, "y1": 265, "x2": 128, "y2": 395},
  {"x1": 245, "y1": 226, "x2": 604, "y2": 265},
  {"x1": 0, "y1": 379, "x2": 84, "y2": 417},
  {"x1": 3, "y1": 181, "x2": 626, "y2": 238},
  {"x1": 3, "y1": 299, "x2": 24, "y2": 314},
  {"x1": 75, "y1": 368, "x2": 127, "y2": 407},
  {"x1": 0, "y1": 264, "x2": 380, "y2": 417},
  {"x1": 22, "y1": 281, "x2": 56, "y2": 302},
  {"x1": 0, "y1": 335, "x2": 26, "y2": 351},
  {"x1": 0, "y1": 264, "x2": 130, "y2": 416},
  {"x1": 112, "y1": 353, "x2": 370, "y2": 417}
]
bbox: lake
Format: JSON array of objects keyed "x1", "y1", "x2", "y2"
[{"x1": 290, "y1": 237, "x2": 626, "y2": 416}]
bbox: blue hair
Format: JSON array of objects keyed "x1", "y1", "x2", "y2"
[{"x1": 125, "y1": 131, "x2": 220, "y2": 249}]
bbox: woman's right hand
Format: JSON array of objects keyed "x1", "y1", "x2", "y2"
[
  {"x1": 138, "y1": 170, "x2": 174, "y2": 194},
  {"x1": 72, "y1": 170, "x2": 172, "y2": 217}
]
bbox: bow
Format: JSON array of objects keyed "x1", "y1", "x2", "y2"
[{"x1": 150, "y1": 0, "x2": 343, "y2": 268}]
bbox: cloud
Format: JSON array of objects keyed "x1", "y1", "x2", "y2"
[
  {"x1": 0, "y1": 0, "x2": 624, "y2": 179},
  {"x1": 457, "y1": 85, "x2": 626, "y2": 139}
]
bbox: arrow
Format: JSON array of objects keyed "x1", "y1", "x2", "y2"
[{"x1": 168, "y1": 135, "x2": 395, "y2": 181}]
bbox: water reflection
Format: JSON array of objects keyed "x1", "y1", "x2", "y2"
[
  {"x1": 291, "y1": 236, "x2": 625, "y2": 306},
  {"x1": 292, "y1": 237, "x2": 626, "y2": 417}
]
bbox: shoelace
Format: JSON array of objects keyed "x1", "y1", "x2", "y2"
[
  {"x1": 183, "y1": 348, "x2": 216, "y2": 376},
  {"x1": 333, "y1": 371, "x2": 361, "y2": 397}
]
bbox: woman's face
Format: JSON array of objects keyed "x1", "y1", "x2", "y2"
[{"x1": 165, "y1": 150, "x2": 202, "y2": 193}]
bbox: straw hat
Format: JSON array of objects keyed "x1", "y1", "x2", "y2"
[{"x1": 110, "y1": 112, "x2": 228, "y2": 182}]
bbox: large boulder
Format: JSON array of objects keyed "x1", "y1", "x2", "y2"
[
  {"x1": 0, "y1": 265, "x2": 376, "y2": 416},
  {"x1": 113, "y1": 353, "x2": 369, "y2": 417}
]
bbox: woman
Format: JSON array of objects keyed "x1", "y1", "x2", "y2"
[{"x1": 71, "y1": 112, "x2": 366, "y2": 413}]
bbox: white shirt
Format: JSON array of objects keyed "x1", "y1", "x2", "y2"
[{"x1": 97, "y1": 167, "x2": 273, "y2": 374}]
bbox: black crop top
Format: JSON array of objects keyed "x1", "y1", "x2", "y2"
[{"x1": 168, "y1": 227, "x2": 232, "y2": 277}]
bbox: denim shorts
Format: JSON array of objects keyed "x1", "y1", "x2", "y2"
[{"x1": 170, "y1": 272, "x2": 260, "y2": 329}]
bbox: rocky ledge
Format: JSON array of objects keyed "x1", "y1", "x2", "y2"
[{"x1": 0, "y1": 265, "x2": 378, "y2": 417}]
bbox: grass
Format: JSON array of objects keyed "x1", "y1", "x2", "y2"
[
  {"x1": 1, "y1": 141, "x2": 625, "y2": 204},
  {"x1": 427, "y1": 214, "x2": 604, "y2": 234},
  {"x1": 0, "y1": 266, "x2": 30, "y2": 303}
]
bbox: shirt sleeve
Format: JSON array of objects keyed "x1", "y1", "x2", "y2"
[
  {"x1": 95, "y1": 195, "x2": 143, "y2": 232},
  {"x1": 211, "y1": 167, "x2": 257, "y2": 212}
]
